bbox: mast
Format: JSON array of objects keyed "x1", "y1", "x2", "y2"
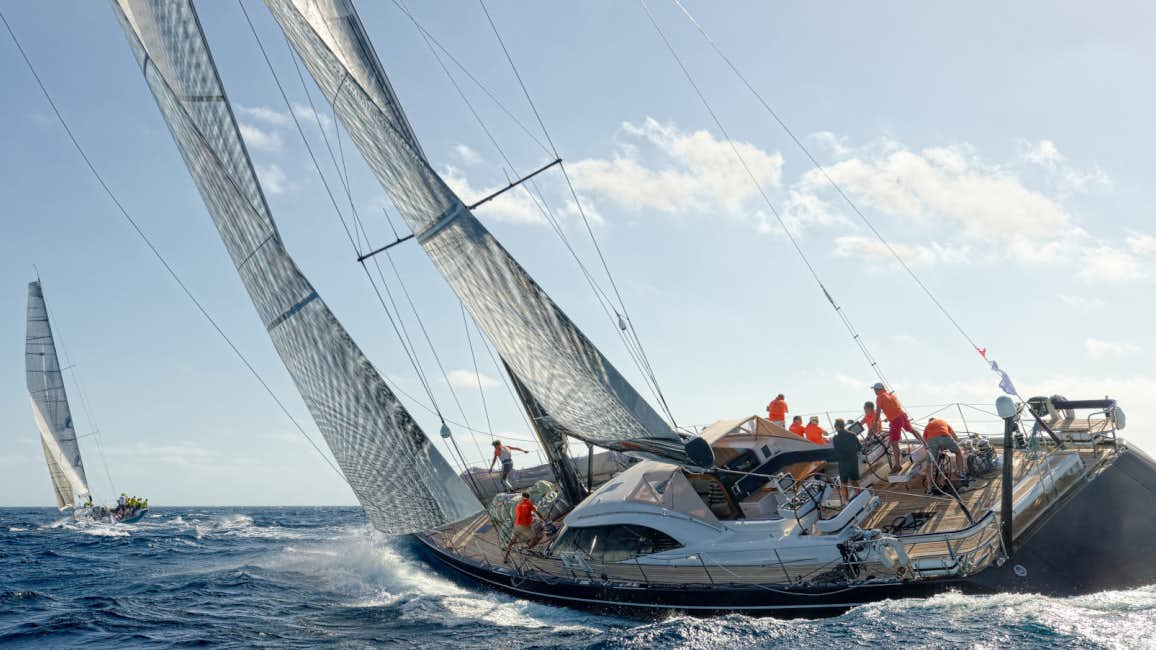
[
  {"x1": 266, "y1": 0, "x2": 713, "y2": 468},
  {"x1": 26, "y1": 281, "x2": 90, "y2": 509},
  {"x1": 111, "y1": 0, "x2": 480, "y2": 534},
  {"x1": 504, "y1": 363, "x2": 586, "y2": 505}
]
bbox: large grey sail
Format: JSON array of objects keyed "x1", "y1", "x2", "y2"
[
  {"x1": 26, "y1": 281, "x2": 90, "y2": 509},
  {"x1": 266, "y1": 0, "x2": 696, "y2": 464},
  {"x1": 111, "y1": 0, "x2": 480, "y2": 534}
]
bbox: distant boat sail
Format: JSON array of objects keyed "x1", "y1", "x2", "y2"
[
  {"x1": 26, "y1": 281, "x2": 90, "y2": 510},
  {"x1": 110, "y1": 0, "x2": 480, "y2": 535},
  {"x1": 25, "y1": 281, "x2": 148, "y2": 524}
]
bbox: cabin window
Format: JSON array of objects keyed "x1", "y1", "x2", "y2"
[{"x1": 551, "y1": 525, "x2": 682, "y2": 561}]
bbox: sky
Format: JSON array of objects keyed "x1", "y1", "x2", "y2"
[{"x1": 1, "y1": 1, "x2": 1154, "y2": 506}]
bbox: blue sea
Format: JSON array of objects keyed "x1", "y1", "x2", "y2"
[{"x1": 1, "y1": 507, "x2": 1154, "y2": 648}]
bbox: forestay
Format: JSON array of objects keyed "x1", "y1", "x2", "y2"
[
  {"x1": 26, "y1": 281, "x2": 90, "y2": 509},
  {"x1": 111, "y1": 0, "x2": 480, "y2": 534},
  {"x1": 266, "y1": 0, "x2": 697, "y2": 464}
]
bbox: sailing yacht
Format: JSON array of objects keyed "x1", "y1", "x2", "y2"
[
  {"x1": 26, "y1": 281, "x2": 148, "y2": 525},
  {"x1": 111, "y1": 0, "x2": 1156, "y2": 616}
]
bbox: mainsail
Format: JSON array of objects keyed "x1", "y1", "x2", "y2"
[
  {"x1": 111, "y1": 0, "x2": 480, "y2": 534},
  {"x1": 26, "y1": 281, "x2": 90, "y2": 509},
  {"x1": 267, "y1": 0, "x2": 702, "y2": 464}
]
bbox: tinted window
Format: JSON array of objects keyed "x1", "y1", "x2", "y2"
[{"x1": 552, "y1": 525, "x2": 682, "y2": 561}]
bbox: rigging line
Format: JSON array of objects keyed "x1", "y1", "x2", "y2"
[
  {"x1": 478, "y1": 0, "x2": 679, "y2": 426},
  {"x1": 40, "y1": 296, "x2": 117, "y2": 498},
  {"x1": 284, "y1": 29, "x2": 448, "y2": 428},
  {"x1": 241, "y1": 1, "x2": 459, "y2": 427},
  {"x1": 669, "y1": 0, "x2": 983, "y2": 357},
  {"x1": 0, "y1": 10, "x2": 345, "y2": 481},
  {"x1": 390, "y1": 0, "x2": 551, "y2": 157},
  {"x1": 401, "y1": 6, "x2": 673, "y2": 418},
  {"x1": 461, "y1": 303, "x2": 495, "y2": 440},
  {"x1": 639, "y1": 0, "x2": 889, "y2": 389},
  {"x1": 263, "y1": 5, "x2": 493, "y2": 463}
]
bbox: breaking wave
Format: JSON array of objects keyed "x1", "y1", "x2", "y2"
[{"x1": 3, "y1": 506, "x2": 1154, "y2": 648}]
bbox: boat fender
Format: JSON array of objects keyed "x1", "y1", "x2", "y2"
[
  {"x1": 1113, "y1": 406, "x2": 1127, "y2": 430},
  {"x1": 876, "y1": 537, "x2": 910, "y2": 572}
]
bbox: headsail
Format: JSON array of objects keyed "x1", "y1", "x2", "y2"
[
  {"x1": 26, "y1": 281, "x2": 90, "y2": 509},
  {"x1": 111, "y1": 0, "x2": 480, "y2": 534},
  {"x1": 267, "y1": 0, "x2": 702, "y2": 465}
]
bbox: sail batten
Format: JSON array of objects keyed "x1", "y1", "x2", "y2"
[
  {"x1": 112, "y1": 0, "x2": 480, "y2": 534},
  {"x1": 26, "y1": 281, "x2": 90, "y2": 509},
  {"x1": 267, "y1": 0, "x2": 694, "y2": 463}
]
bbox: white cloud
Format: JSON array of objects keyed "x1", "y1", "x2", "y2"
[
  {"x1": 239, "y1": 123, "x2": 283, "y2": 153},
  {"x1": 798, "y1": 143, "x2": 1070, "y2": 242},
  {"x1": 1018, "y1": 138, "x2": 1110, "y2": 195},
  {"x1": 453, "y1": 144, "x2": 482, "y2": 165},
  {"x1": 105, "y1": 442, "x2": 218, "y2": 466},
  {"x1": 442, "y1": 165, "x2": 544, "y2": 225},
  {"x1": 290, "y1": 102, "x2": 333, "y2": 131},
  {"x1": 1084, "y1": 338, "x2": 1140, "y2": 359},
  {"x1": 1076, "y1": 244, "x2": 1145, "y2": 282},
  {"x1": 809, "y1": 131, "x2": 852, "y2": 158},
  {"x1": 568, "y1": 117, "x2": 783, "y2": 221},
  {"x1": 256, "y1": 163, "x2": 290, "y2": 195},
  {"x1": 1126, "y1": 232, "x2": 1156, "y2": 258},
  {"x1": 1058, "y1": 294, "x2": 1106, "y2": 311},
  {"x1": 236, "y1": 104, "x2": 290, "y2": 127},
  {"x1": 832, "y1": 235, "x2": 969, "y2": 269},
  {"x1": 447, "y1": 369, "x2": 499, "y2": 390}
]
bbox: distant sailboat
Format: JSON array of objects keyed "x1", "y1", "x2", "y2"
[
  {"x1": 112, "y1": 0, "x2": 1156, "y2": 616},
  {"x1": 26, "y1": 280, "x2": 147, "y2": 525}
]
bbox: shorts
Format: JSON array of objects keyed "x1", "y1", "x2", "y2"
[
  {"x1": 888, "y1": 413, "x2": 913, "y2": 443},
  {"x1": 770, "y1": 419, "x2": 786, "y2": 429},
  {"x1": 927, "y1": 435, "x2": 961, "y2": 456},
  {"x1": 511, "y1": 525, "x2": 533, "y2": 543},
  {"x1": 838, "y1": 462, "x2": 860, "y2": 482}
]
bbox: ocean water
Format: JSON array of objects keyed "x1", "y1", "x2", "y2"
[{"x1": 1, "y1": 507, "x2": 1154, "y2": 649}]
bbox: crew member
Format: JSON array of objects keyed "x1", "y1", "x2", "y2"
[
  {"x1": 504, "y1": 492, "x2": 539, "y2": 562},
  {"x1": 831, "y1": 418, "x2": 862, "y2": 504},
  {"x1": 874, "y1": 383, "x2": 915, "y2": 471},
  {"x1": 766, "y1": 394, "x2": 789, "y2": 428},
  {"x1": 788, "y1": 415, "x2": 806, "y2": 437},
  {"x1": 862, "y1": 401, "x2": 879, "y2": 436},
  {"x1": 923, "y1": 417, "x2": 968, "y2": 492},
  {"x1": 803, "y1": 416, "x2": 827, "y2": 444},
  {"x1": 490, "y1": 440, "x2": 528, "y2": 492}
]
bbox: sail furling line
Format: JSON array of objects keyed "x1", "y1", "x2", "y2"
[
  {"x1": 639, "y1": 0, "x2": 890, "y2": 388},
  {"x1": 112, "y1": 0, "x2": 481, "y2": 534}
]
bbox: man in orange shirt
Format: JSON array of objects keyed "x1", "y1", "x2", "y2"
[
  {"x1": 767, "y1": 394, "x2": 789, "y2": 428},
  {"x1": 873, "y1": 382, "x2": 915, "y2": 471},
  {"x1": 923, "y1": 417, "x2": 967, "y2": 491},
  {"x1": 788, "y1": 415, "x2": 806, "y2": 437},
  {"x1": 504, "y1": 492, "x2": 540, "y2": 562},
  {"x1": 803, "y1": 416, "x2": 827, "y2": 444},
  {"x1": 862, "y1": 401, "x2": 879, "y2": 436}
]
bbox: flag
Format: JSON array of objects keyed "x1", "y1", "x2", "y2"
[{"x1": 989, "y1": 359, "x2": 1018, "y2": 396}]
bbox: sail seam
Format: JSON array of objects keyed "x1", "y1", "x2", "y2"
[{"x1": 265, "y1": 291, "x2": 319, "y2": 331}]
